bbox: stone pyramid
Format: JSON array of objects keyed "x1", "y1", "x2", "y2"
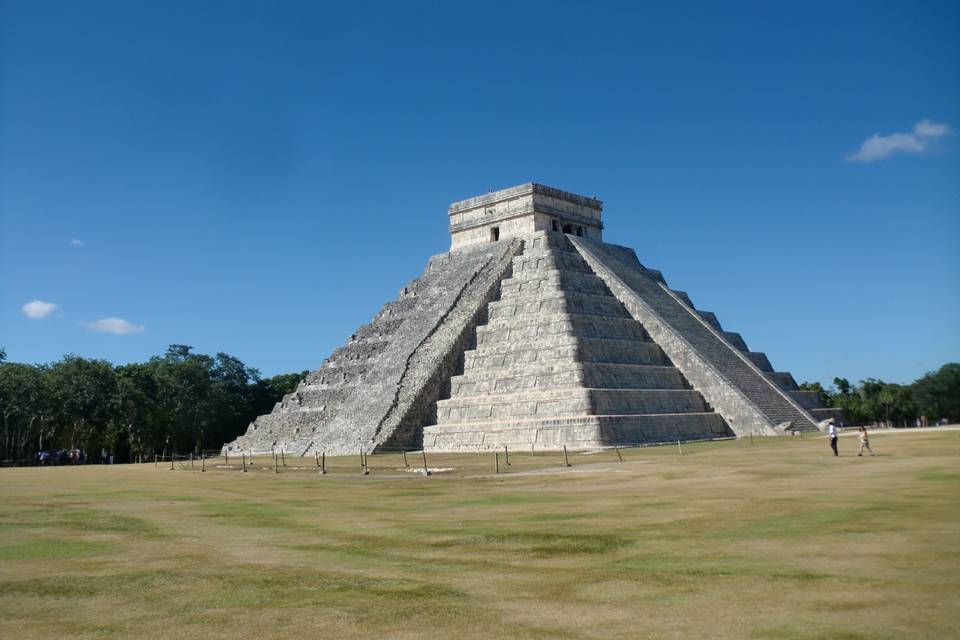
[{"x1": 224, "y1": 183, "x2": 840, "y2": 455}]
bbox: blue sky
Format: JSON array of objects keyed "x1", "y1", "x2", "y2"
[{"x1": 2, "y1": 0, "x2": 958, "y2": 386}]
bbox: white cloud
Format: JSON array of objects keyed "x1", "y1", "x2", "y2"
[
  {"x1": 82, "y1": 317, "x2": 145, "y2": 335},
  {"x1": 22, "y1": 300, "x2": 58, "y2": 320},
  {"x1": 846, "y1": 119, "x2": 952, "y2": 163},
  {"x1": 913, "y1": 119, "x2": 949, "y2": 137},
  {"x1": 70, "y1": 238, "x2": 85, "y2": 247}
]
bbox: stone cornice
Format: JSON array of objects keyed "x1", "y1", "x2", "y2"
[
  {"x1": 448, "y1": 182, "x2": 603, "y2": 215},
  {"x1": 448, "y1": 202, "x2": 604, "y2": 233}
]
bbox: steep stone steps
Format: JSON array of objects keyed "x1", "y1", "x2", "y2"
[
  {"x1": 424, "y1": 412, "x2": 731, "y2": 450},
  {"x1": 464, "y1": 336, "x2": 672, "y2": 369},
  {"x1": 488, "y1": 290, "x2": 629, "y2": 320},
  {"x1": 450, "y1": 362, "x2": 690, "y2": 395},
  {"x1": 569, "y1": 236, "x2": 818, "y2": 433},
  {"x1": 477, "y1": 313, "x2": 650, "y2": 344},
  {"x1": 437, "y1": 388, "x2": 710, "y2": 423}
]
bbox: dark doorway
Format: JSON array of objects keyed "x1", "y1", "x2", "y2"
[
  {"x1": 576, "y1": 226, "x2": 584, "y2": 237},
  {"x1": 490, "y1": 226, "x2": 500, "y2": 242},
  {"x1": 562, "y1": 223, "x2": 573, "y2": 234}
]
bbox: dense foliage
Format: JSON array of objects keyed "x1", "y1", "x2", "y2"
[
  {"x1": 0, "y1": 345, "x2": 307, "y2": 464},
  {"x1": 799, "y1": 363, "x2": 960, "y2": 428}
]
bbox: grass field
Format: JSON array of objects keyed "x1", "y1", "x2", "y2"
[{"x1": 1, "y1": 430, "x2": 958, "y2": 639}]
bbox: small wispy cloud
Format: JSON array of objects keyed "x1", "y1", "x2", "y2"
[
  {"x1": 22, "y1": 300, "x2": 58, "y2": 320},
  {"x1": 70, "y1": 238, "x2": 85, "y2": 247},
  {"x1": 846, "y1": 119, "x2": 952, "y2": 163},
  {"x1": 82, "y1": 317, "x2": 145, "y2": 335}
]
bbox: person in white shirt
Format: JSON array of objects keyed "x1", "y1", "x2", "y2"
[{"x1": 827, "y1": 420, "x2": 839, "y2": 456}]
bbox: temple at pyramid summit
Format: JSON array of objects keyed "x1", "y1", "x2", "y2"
[{"x1": 224, "y1": 183, "x2": 842, "y2": 455}]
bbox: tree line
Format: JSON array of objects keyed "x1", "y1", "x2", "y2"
[
  {"x1": 799, "y1": 363, "x2": 959, "y2": 428},
  {"x1": 1, "y1": 343, "x2": 957, "y2": 464},
  {"x1": 0, "y1": 345, "x2": 306, "y2": 465}
]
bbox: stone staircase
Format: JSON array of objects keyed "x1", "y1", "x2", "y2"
[
  {"x1": 568, "y1": 236, "x2": 822, "y2": 434},
  {"x1": 424, "y1": 232, "x2": 733, "y2": 450},
  {"x1": 223, "y1": 238, "x2": 523, "y2": 455}
]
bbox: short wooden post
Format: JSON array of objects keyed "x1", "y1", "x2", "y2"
[
  {"x1": 190, "y1": 452, "x2": 194, "y2": 468},
  {"x1": 154, "y1": 453, "x2": 158, "y2": 468},
  {"x1": 170, "y1": 454, "x2": 175, "y2": 471},
  {"x1": 363, "y1": 451, "x2": 369, "y2": 475},
  {"x1": 421, "y1": 450, "x2": 431, "y2": 476},
  {"x1": 201, "y1": 452, "x2": 206, "y2": 472},
  {"x1": 224, "y1": 451, "x2": 228, "y2": 466},
  {"x1": 274, "y1": 453, "x2": 279, "y2": 473},
  {"x1": 563, "y1": 445, "x2": 571, "y2": 467},
  {"x1": 495, "y1": 451, "x2": 500, "y2": 474},
  {"x1": 359, "y1": 448, "x2": 364, "y2": 468},
  {"x1": 249, "y1": 449, "x2": 253, "y2": 467},
  {"x1": 314, "y1": 451, "x2": 320, "y2": 467},
  {"x1": 320, "y1": 451, "x2": 326, "y2": 475},
  {"x1": 677, "y1": 439, "x2": 683, "y2": 455},
  {"x1": 504, "y1": 445, "x2": 510, "y2": 466},
  {"x1": 281, "y1": 449, "x2": 286, "y2": 467},
  {"x1": 615, "y1": 446, "x2": 623, "y2": 462},
  {"x1": 402, "y1": 448, "x2": 409, "y2": 467},
  {"x1": 242, "y1": 453, "x2": 247, "y2": 473}
]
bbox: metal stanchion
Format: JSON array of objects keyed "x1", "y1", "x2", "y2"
[
  {"x1": 242, "y1": 453, "x2": 247, "y2": 473},
  {"x1": 615, "y1": 446, "x2": 623, "y2": 462},
  {"x1": 677, "y1": 439, "x2": 683, "y2": 455},
  {"x1": 495, "y1": 451, "x2": 500, "y2": 474},
  {"x1": 402, "y1": 449, "x2": 409, "y2": 467},
  {"x1": 504, "y1": 445, "x2": 510, "y2": 466},
  {"x1": 563, "y1": 445, "x2": 571, "y2": 467},
  {"x1": 319, "y1": 451, "x2": 326, "y2": 475}
]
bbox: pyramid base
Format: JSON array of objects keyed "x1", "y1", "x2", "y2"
[{"x1": 422, "y1": 413, "x2": 733, "y2": 451}]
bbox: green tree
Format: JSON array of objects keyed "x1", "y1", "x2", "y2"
[
  {"x1": 112, "y1": 363, "x2": 160, "y2": 462},
  {"x1": 912, "y1": 363, "x2": 960, "y2": 423},
  {"x1": 0, "y1": 362, "x2": 51, "y2": 462},
  {"x1": 47, "y1": 356, "x2": 117, "y2": 452}
]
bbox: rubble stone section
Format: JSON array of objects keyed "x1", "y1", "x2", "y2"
[
  {"x1": 423, "y1": 232, "x2": 733, "y2": 450},
  {"x1": 223, "y1": 239, "x2": 523, "y2": 455},
  {"x1": 568, "y1": 236, "x2": 824, "y2": 435}
]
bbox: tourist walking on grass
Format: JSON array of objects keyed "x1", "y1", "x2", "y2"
[
  {"x1": 857, "y1": 426, "x2": 874, "y2": 456},
  {"x1": 827, "y1": 420, "x2": 839, "y2": 456}
]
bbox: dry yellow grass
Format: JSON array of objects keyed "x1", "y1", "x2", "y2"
[{"x1": 1, "y1": 430, "x2": 958, "y2": 639}]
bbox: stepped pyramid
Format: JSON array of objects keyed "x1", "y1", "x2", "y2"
[{"x1": 225, "y1": 183, "x2": 841, "y2": 455}]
